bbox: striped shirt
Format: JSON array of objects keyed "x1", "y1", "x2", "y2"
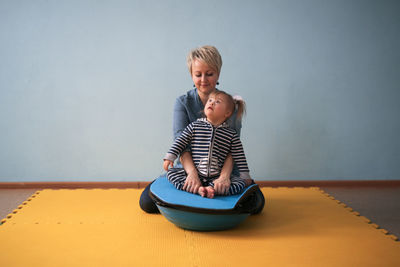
[{"x1": 164, "y1": 118, "x2": 250, "y2": 180}]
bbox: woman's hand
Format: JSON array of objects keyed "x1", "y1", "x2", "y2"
[
  {"x1": 213, "y1": 153, "x2": 234, "y2": 195},
  {"x1": 183, "y1": 170, "x2": 202, "y2": 194},
  {"x1": 213, "y1": 175, "x2": 231, "y2": 195},
  {"x1": 163, "y1": 160, "x2": 174, "y2": 171},
  {"x1": 180, "y1": 151, "x2": 201, "y2": 194}
]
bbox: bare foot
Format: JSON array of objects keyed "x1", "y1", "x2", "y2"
[
  {"x1": 198, "y1": 186, "x2": 207, "y2": 197},
  {"x1": 205, "y1": 186, "x2": 215, "y2": 199}
]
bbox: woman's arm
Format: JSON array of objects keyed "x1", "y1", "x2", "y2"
[
  {"x1": 173, "y1": 98, "x2": 190, "y2": 141},
  {"x1": 180, "y1": 151, "x2": 201, "y2": 194},
  {"x1": 214, "y1": 106, "x2": 244, "y2": 194},
  {"x1": 213, "y1": 154, "x2": 233, "y2": 195}
]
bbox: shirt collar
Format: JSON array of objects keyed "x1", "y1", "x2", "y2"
[{"x1": 198, "y1": 118, "x2": 229, "y2": 128}]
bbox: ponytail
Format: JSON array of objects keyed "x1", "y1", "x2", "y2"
[{"x1": 232, "y1": 95, "x2": 246, "y2": 120}]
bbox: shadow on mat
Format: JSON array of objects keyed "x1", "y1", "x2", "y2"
[{"x1": 199, "y1": 197, "x2": 339, "y2": 239}]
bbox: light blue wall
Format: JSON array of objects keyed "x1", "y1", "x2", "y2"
[{"x1": 1, "y1": 0, "x2": 399, "y2": 182}]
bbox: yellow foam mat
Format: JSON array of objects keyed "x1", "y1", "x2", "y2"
[{"x1": 0, "y1": 188, "x2": 399, "y2": 266}]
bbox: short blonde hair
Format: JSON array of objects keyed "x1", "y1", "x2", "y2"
[{"x1": 187, "y1": 45, "x2": 223, "y2": 75}]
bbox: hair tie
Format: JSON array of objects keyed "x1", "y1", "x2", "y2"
[
  {"x1": 232, "y1": 95, "x2": 243, "y2": 110},
  {"x1": 233, "y1": 95, "x2": 243, "y2": 103}
]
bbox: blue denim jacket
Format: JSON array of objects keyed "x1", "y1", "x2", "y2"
[{"x1": 172, "y1": 88, "x2": 242, "y2": 175}]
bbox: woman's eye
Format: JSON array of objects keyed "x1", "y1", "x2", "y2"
[{"x1": 206, "y1": 73, "x2": 213, "y2": 76}]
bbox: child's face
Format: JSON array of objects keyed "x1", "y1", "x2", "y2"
[{"x1": 204, "y1": 94, "x2": 232, "y2": 123}]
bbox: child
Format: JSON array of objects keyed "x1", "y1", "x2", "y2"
[{"x1": 163, "y1": 90, "x2": 251, "y2": 198}]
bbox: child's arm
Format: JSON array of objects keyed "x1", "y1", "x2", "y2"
[
  {"x1": 163, "y1": 123, "x2": 194, "y2": 163},
  {"x1": 230, "y1": 134, "x2": 251, "y2": 180},
  {"x1": 163, "y1": 123, "x2": 195, "y2": 173},
  {"x1": 163, "y1": 123, "x2": 201, "y2": 194}
]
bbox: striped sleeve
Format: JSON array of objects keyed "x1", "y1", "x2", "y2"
[
  {"x1": 164, "y1": 123, "x2": 194, "y2": 161},
  {"x1": 230, "y1": 133, "x2": 251, "y2": 179}
]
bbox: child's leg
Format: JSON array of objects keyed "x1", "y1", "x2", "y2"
[
  {"x1": 166, "y1": 168, "x2": 187, "y2": 191},
  {"x1": 227, "y1": 176, "x2": 247, "y2": 195}
]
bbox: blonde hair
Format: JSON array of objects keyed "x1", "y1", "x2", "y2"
[
  {"x1": 187, "y1": 45, "x2": 223, "y2": 75},
  {"x1": 209, "y1": 90, "x2": 246, "y2": 120}
]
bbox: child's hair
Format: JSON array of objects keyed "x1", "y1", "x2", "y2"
[{"x1": 209, "y1": 90, "x2": 246, "y2": 120}]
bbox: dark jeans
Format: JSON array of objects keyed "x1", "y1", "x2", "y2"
[
  {"x1": 139, "y1": 179, "x2": 265, "y2": 215},
  {"x1": 139, "y1": 180, "x2": 160, "y2": 214}
]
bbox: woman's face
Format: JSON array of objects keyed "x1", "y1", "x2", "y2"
[{"x1": 191, "y1": 59, "x2": 219, "y2": 97}]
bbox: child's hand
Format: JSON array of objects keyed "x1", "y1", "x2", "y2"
[{"x1": 163, "y1": 160, "x2": 174, "y2": 171}]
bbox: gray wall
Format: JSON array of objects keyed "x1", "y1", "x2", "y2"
[{"x1": 1, "y1": 0, "x2": 399, "y2": 182}]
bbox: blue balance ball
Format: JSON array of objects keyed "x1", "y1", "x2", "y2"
[{"x1": 149, "y1": 175, "x2": 259, "y2": 231}]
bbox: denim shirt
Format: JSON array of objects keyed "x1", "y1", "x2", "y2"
[
  {"x1": 172, "y1": 88, "x2": 242, "y2": 175},
  {"x1": 173, "y1": 88, "x2": 242, "y2": 141}
]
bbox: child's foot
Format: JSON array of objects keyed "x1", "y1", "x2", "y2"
[
  {"x1": 205, "y1": 186, "x2": 215, "y2": 199},
  {"x1": 198, "y1": 186, "x2": 207, "y2": 197}
]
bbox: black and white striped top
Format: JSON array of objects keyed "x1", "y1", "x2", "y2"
[{"x1": 164, "y1": 118, "x2": 250, "y2": 180}]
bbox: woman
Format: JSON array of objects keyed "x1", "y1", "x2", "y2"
[{"x1": 139, "y1": 45, "x2": 264, "y2": 214}]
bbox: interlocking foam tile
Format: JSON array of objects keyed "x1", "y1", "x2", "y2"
[{"x1": 0, "y1": 188, "x2": 399, "y2": 266}]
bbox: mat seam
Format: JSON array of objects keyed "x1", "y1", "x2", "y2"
[
  {"x1": 0, "y1": 190, "x2": 42, "y2": 226},
  {"x1": 315, "y1": 187, "x2": 399, "y2": 243},
  {"x1": 184, "y1": 230, "x2": 200, "y2": 267}
]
